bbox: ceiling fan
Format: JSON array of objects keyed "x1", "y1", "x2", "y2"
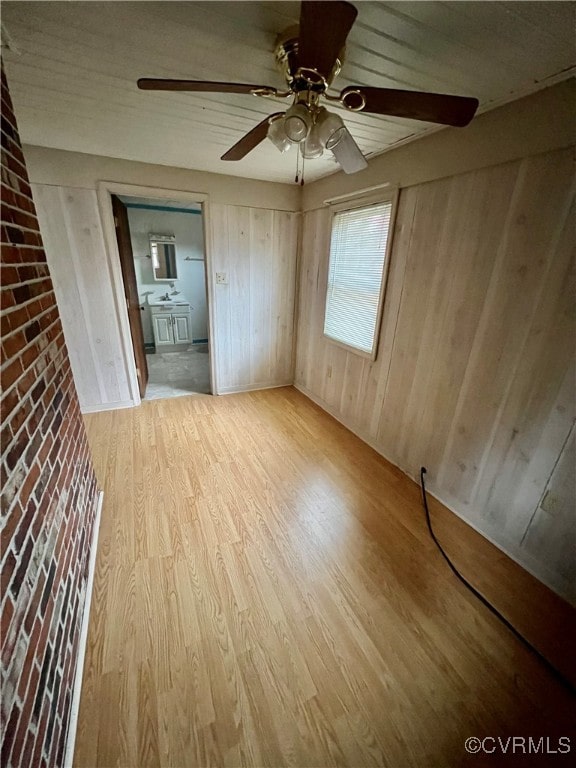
[{"x1": 137, "y1": 1, "x2": 479, "y2": 177}]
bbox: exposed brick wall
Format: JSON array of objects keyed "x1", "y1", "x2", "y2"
[{"x1": 1, "y1": 64, "x2": 100, "y2": 767}]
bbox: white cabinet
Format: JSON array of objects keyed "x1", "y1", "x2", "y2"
[{"x1": 150, "y1": 304, "x2": 192, "y2": 347}]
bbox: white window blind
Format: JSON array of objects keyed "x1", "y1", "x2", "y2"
[{"x1": 324, "y1": 201, "x2": 393, "y2": 357}]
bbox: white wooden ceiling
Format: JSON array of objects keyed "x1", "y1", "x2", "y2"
[{"x1": 2, "y1": 1, "x2": 574, "y2": 185}]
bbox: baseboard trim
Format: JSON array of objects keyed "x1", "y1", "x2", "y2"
[
  {"x1": 294, "y1": 383, "x2": 573, "y2": 606},
  {"x1": 63, "y1": 489, "x2": 104, "y2": 768},
  {"x1": 81, "y1": 400, "x2": 136, "y2": 414},
  {"x1": 217, "y1": 381, "x2": 293, "y2": 395}
]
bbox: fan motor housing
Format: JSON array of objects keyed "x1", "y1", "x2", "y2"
[{"x1": 275, "y1": 25, "x2": 344, "y2": 91}]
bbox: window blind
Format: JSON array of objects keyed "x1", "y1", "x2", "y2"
[{"x1": 324, "y1": 201, "x2": 392, "y2": 356}]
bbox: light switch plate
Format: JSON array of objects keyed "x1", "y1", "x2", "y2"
[{"x1": 215, "y1": 272, "x2": 227, "y2": 285}]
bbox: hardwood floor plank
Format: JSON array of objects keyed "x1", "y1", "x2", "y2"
[{"x1": 78, "y1": 388, "x2": 576, "y2": 767}]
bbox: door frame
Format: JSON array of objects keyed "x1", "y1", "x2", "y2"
[{"x1": 96, "y1": 181, "x2": 217, "y2": 404}]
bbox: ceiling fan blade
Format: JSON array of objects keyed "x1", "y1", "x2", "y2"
[
  {"x1": 221, "y1": 113, "x2": 284, "y2": 161},
  {"x1": 298, "y1": 1, "x2": 358, "y2": 80},
  {"x1": 340, "y1": 86, "x2": 478, "y2": 127},
  {"x1": 331, "y1": 128, "x2": 367, "y2": 175},
  {"x1": 138, "y1": 78, "x2": 278, "y2": 95}
]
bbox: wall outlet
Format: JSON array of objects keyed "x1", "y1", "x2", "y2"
[{"x1": 215, "y1": 272, "x2": 228, "y2": 285}]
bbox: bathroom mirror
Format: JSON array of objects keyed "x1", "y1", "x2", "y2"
[{"x1": 150, "y1": 234, "x2": 178, "y2": 281}]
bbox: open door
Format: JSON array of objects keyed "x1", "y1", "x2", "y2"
[{"x1": 112, "y1": 195, "x2": 149, "y2": 399}]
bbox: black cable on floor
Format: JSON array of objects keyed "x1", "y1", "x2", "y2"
[{"x1": 419, "y1": 466, "x2": 575, "y2": 697}]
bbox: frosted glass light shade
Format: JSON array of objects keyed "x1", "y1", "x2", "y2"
[
  {"x1": 284, "y1": 103, "x2": 312, "y2": 143},
  {"x1": 301, "y1": 125, "x2": 324, "y2": 158},
  {"x1": 267, "y1": 116, "x2": 291, "y2": 153},
  {"x1": 330, "y1": 127, "x2": 368, "y2": 174},
  {"x1": 316, "y1": 108, "x2": 346, "y2": 149}
]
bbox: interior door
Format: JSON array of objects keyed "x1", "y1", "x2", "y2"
[{"x1": 112, "y1": 195, "x2": 149, "y2": 398}]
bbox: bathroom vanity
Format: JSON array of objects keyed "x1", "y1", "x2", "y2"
[{"x1": 150, "y1": 302, "x2": 192, "y2": 347}]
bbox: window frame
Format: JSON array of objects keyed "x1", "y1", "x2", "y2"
[{"x1": 322, "y1": 188, "x2": 399, "y2": 362}]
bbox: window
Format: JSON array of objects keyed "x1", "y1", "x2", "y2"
[{"x1": 323, "y1": 193, "x2": 396, "y2": 359}]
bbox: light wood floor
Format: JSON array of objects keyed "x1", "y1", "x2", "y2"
[{"x1": 77, "y1": 388, "x2": 575, "y2": 768}]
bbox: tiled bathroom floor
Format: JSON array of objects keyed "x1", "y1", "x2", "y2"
[{"x1": 144, "y1": 344, "x2": 210, "y2": 400}]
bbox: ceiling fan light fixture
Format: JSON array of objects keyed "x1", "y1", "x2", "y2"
[
  {"x1": 284, "y1": 102, "x2": 312, "y2": 143},
  {"x1": 316, "y1": 107, "x2": 346, "y2": 149},
  {"x1": 267, "y1": 115, "x2": 291, "y2": 153},
  {"x1": 138, "y1": 0, "x2": 479, "y2": 176}
]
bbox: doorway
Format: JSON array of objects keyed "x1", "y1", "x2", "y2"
[{"x1": 111, "y1": 193, "x2": 211, "y2": 400}]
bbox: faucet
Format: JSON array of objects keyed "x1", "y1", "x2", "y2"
[{"x1": 160, "y1": 292, "x2": 170, "y2": 301}]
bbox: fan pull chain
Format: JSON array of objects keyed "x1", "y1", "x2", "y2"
[
  {"x1": 301, "y1": 152, "x2": 305, "y2": 186},
  {"x1": 295, "y1": 146, "x2": 300, "y2": 184}
]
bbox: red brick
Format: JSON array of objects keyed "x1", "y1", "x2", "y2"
[
  {"x1": 31, "y1": 698, "x2": 49, "y2": 765},
  {"x1": 14, "y1": 496, "x2": 37, "y2": 552},
  {"x1": 0, "y1": 386, "x2": 18, "y2": 421},
  {"x1": 19, "y1": 462, "x2": 40, "y2": 509},
  {"x1": 39, "y1": 292, "x2": 55, "y2": 311},
  {"x1": 0, "y1": 499, "x2": 21, "y2": 544},
  {"x1": 7, "y1": 207, "x2": 37, "y2": 231},
  {"x1": 49, "y1": 717, "x2": 62, "y2": 766},
  {"x1": 1, "y1": 355, "x2": 23, "y2": 389},
  {"x1": 19, "y1": 647, "x2": 39, "y2": 708},
  {"x1": 5, "y1": 427, "x2": 29, "y2": 471},
  {"x1": 5, "y1": 305, "x2": 28, "y2": 333},
  {"x1": 0, "y1": 243, "x2": 22, "y2": 264},
  {"x1": 5, "y1": 395, "x2": 32, "y2": 437},
  {"x1": 1, "y1": 592, "x2": 15, "y2": 642},
  {"x1": 21, "y1": 341, "x2": 41, "y2": 372},
  {"x1": 1, "y1": 578, "x2": 30, "y2": 670},
  {"x1": 22, "y1": 732, "x2": 35, "y2": 768},
  {"x1": 36, "y1": 432, "x2": 54, "y2": 466},
  {"x1": 16, "y1": 364, "x2": 37, "y2": 399},
  {"x1": 1, "y1": 549, "x2": 17, "y2": 594},
  {"x1": 10, "y1": 536, "x2": 33, "y2": 601},
  {"x1": 12, "y1": 671, "x2": 36, "y2": 766},
  {"x1": 2, "y1": 61, "x2": 98, "y2": 767},
  {"x1": 2, "y1": 151, "x2": 28, "y2": 183},
  {"x1": 1, "y1": 264, "x2": 19, "y2": 283},
  {"x1": 2, "y1": 328, "x2": 26, "y2": 360},
  {"x1": 1, "y1": 700, "x2": 21, "y2": 766},
  {"x1": 24, "y1": 568, "x2": 47, "y2": 634}
]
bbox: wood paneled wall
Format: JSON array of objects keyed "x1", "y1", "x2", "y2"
[
  {"x1": 295, "y1": 146, "x2": 575, "y2": 604},
  {"x1": 32, "y1": 185, "x2": 134, "y2": 411},
  {"x1": 32, "y1": 187, "x2": 299, "y2": 408},
  {"x1": 209, "y1": 205, "x2": 298, "y2": 393}
]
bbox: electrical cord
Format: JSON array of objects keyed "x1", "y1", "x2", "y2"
[{"x1": 419, "y1": 466, "x2": 575, "y2": 697}]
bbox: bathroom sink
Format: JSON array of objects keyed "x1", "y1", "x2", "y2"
[{"x1": 149, "y1": 301, "x2": 189, "y2": 307}]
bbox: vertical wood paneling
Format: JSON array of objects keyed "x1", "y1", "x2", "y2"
[
  {"x1": 438, "y1": 152, "x2": 573, "y2": 504},
  {"x1": 210, "y1": 204, "x2": 298, "y2": 393},
  {"x1": 522, "y1": 426, "x2": 576, "y2": 600},
  {"x1": 32, "y1": 184, "x2": 133, "y2": 410},
  {"x1": 295, "y1": 146, "x2": 576, "y2": 602},
  {"x1": 33, "y1": 191, "x2": 299, "y2": 407}
]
